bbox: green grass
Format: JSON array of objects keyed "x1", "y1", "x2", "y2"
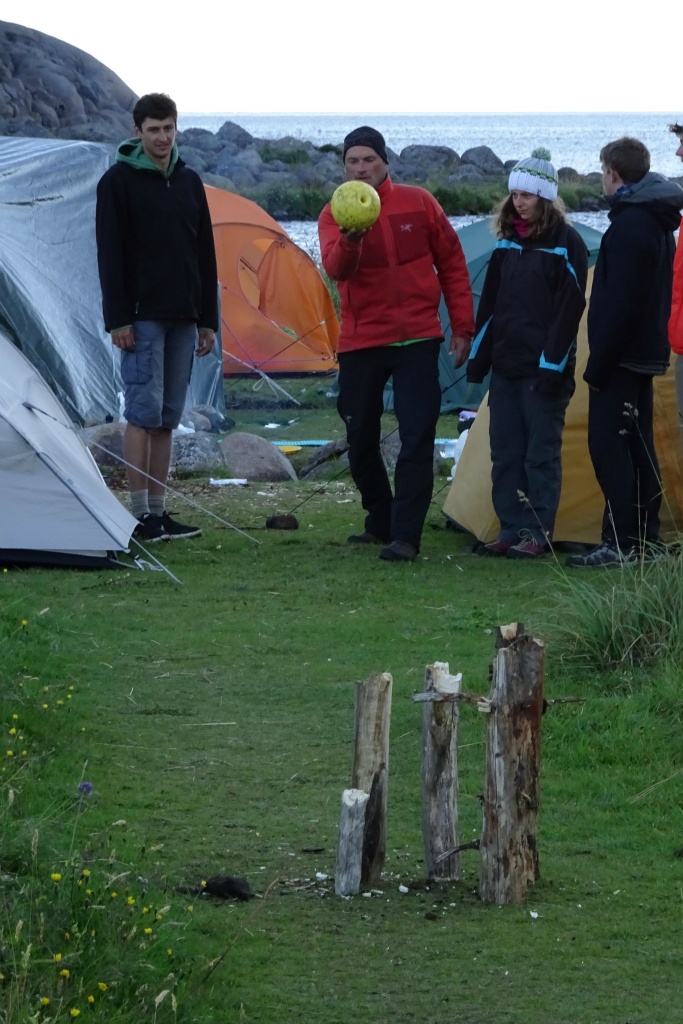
[{"x1": 2, "y1": 407, "x2": 683, "y2": 1023}]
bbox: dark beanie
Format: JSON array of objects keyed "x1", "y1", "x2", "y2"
[{"x1": 342, "y1": 126, "x2": 388, "y2": 164}]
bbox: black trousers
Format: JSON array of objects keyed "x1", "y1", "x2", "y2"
[
  {"x1": 587, "y1": 367, "x2": 661, "y2": 548},
  {"x1": 488, "y1": 372, "x2": 574, "y2": 545},
  {"x1": 337, "y1": 340, "x2": 441, "y2": 549}
]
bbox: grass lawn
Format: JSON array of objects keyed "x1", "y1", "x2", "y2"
[{"x1": 1, "y1": 397, "x2": 682, "y2": 1024}]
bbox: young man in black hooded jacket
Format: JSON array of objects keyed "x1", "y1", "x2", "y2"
[{"x1": 567, "y1": 137, "x2": 683, "y2": 567}]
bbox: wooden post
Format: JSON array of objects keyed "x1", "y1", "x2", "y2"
[
  {"x1": 352, "y1": 671, "x2": 392, "y2": 884},
  {"x1": 480, "y1": 623, "x2": 544, "y2": 904},
  {"x1": 421, "y1": 662, "x2": 460, "y2": 881},
  {"x1": 335, "y1": 788, "x2": 370, "y2": 896}
]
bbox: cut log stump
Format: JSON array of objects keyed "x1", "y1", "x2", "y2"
[
  {"x1": 352, "y1": 671, "x2": 392, "y2": 884},
  {"x1": 421, "y1": 662, "x2": 460, "y2": 881},
  {"x1": 480, "y1": 624, "x2": 544, "y2": 904}
]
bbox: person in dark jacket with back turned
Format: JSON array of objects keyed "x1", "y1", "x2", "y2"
[
  {"x1": 96, "y1": 92, "x2": 218, "y2": 543},
  {"x1": 567, "y1": 137, "x2": 683, "y2": 568},
  {"x1": 467, "y1": 157, "x2": 588, "y2": 558}
]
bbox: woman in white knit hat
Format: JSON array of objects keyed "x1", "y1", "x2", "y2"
[{"x1": 466, "y1": 156, "x2": 589, "y2": 558}]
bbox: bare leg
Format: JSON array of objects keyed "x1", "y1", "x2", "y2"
[
  {"x1": 123, "y1": 423, "x2": 152, "y2": 493},
  {"x1": 148, "y1": 428, "x2": 173, "y2": 500},
  {"x1": 123, "y1": 424, "x2": 172, "y2": 498}
]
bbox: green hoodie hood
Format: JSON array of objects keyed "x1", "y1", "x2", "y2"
[{"x1": 115, "y1": 138, "x2": 179, "y2": 177}]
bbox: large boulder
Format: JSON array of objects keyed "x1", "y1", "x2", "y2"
[
  {"x1": 220, "y1": 432, "x2": 297, "y2": 482},
  {"x1": 216, "y1": 121, "x2": 255, "y2": 149},
  {"x1": 0, "y1": 21, "x2": 136, "y2": 141},
  {"x1": 460, "y1": 146, "x2": 506, "y2": 175},
  {"x1": 172, "y1": 432, "x2": 226, "y2": 473},
  {"x1": 80, "y1": 422, "x2": 125, "y2": 469}
]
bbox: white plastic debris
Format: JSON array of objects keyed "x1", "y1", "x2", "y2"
[
  {"x1": 315, "y1": 872, "x2": 328, "y2": 881},
  {"x1": 398, "y1": 884, "x2": 409, "y2": 894},
  {"x1": 529, "y1": 910, "x2": 539, "y2": 919},
  {"x1": 209, "y1": 478, "x2": 248, "y2": 486}
]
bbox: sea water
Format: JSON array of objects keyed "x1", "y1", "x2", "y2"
[
  {"x1": 177, "y1": 111, "x2": 682, "y2": 255},
  {"x1": 178, "y1": 111, "x2": 683, "y2": 177}
]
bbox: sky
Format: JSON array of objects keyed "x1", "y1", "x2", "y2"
[{"x1": 10, "y1": 3, "x2": 681, "y2": 115}]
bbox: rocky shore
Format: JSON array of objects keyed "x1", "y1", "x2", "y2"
[{"x1": 0, "y1": 19, "x2": 606, "y2": 218}]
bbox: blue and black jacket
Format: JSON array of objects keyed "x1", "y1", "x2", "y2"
[{"x1": 466, "y1": 221, "x2": 588, "y2": 391}]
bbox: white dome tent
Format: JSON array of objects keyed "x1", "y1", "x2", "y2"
[{"x1": 0, "y1": 329, "x2": 137, "y2": 567}]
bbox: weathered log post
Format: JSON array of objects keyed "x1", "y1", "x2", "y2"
[
  {"x1": 351, "y1": 671, "x2": 392, "y2": 884},
  {"x1": 421, "y1": 662, "x2": 461, "y2": 881},
  {"x1": 335, "y1": 788, "x2": 370, "y2": 896},
  {"x1": 480, "y1": 623, "x2": 544, "y2": 904}
]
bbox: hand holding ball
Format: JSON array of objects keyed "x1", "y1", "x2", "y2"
[{"x1": 330, "y1": 181, "x2": 381, "y2": 232}]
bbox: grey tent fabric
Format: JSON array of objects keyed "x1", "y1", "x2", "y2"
[
  {"x1": 0, "y1": 328, "x2": 137, "y2": 565},
  {"x1": 0, "y1": 136, "x2": 224, "y2": 424}
]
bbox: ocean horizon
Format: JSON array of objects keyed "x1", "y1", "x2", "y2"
[{"x1": 178, "y1": 111, "x2": 683, "y2": 178}]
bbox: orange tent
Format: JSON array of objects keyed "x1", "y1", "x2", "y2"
[{"x1": 205, "y1": 187, "x2": 339, "y2": 376}]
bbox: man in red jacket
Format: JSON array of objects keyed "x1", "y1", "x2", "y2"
[{"x1": 318, "y1": 127, "x2": 474, "y2": 562}]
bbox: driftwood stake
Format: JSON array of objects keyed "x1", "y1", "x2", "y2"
[
  {"x1": 480, "y1": 623, "x2": 544, "y2": 904},
  {"x1": 421, "y1": 662, "x2": 460, "y2": 881},
  {"x1": 335, "y1": 788, "x2": 370, "y2": 896},
  {"x1": 352, "y1": 671, "x2": 392, "y2": 884}
]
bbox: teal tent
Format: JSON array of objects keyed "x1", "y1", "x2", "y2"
[{"x1": 384, "y1": 216, "x2": 604, "y2": 412}]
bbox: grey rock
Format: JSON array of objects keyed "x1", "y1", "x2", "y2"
[
  {"x1": 178, "y1": 146, "x2": 210, "y2": 173},
  {"x1": 177, "y1": 127, "x2": 225, "y2": 153},
  {"x1": 461, "y1": 146, "x2": 506, "y2": 175},
  {"x1": 220, "y1": 432, "x2": 297, "y2": 482},
  {"x1": 203, "y1": 172, "x2": 237, "y2": 190},
  {"x1": 0, "y1": 21, "x2": 136, "y2": 142},
  {"x1": 400, "y1": 144, "x2": 461, "y2": 175},
  {"x1": 503, "y1": 159, "x2": 519, "y2": 172},
  {"x1": 216, "y1": 121, "x2": 254, "y2": 148},
  {"x1": 171, "y1": 432, "x2": 226, "y2": 473},
  {"x1": 558, "y1": 166, "x2": 580, "y2": 183},
  {"x1": 447, "y1": 166, "x2": 485, "y2": 184},
  {"x1": 180, "y1": 410, "x2": 212, "y2": 432},
  {"x1": 190, "y1": 404, "x2": 234, "y2": 431}
]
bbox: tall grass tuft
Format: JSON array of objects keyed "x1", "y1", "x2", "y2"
[{"x1": 547, "y1": 549, "x2": 683, "y2": 672}]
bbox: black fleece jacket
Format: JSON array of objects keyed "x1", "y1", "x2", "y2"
[
  {"x1": 466, "y1": 220, "x2": 588, "y2": 389},
  {"x1": 585, "y1": 172, "x2": 683, "y2": 389},
  {"x1": 96, "y1": 157, "x2": 218, "y2": 333}
]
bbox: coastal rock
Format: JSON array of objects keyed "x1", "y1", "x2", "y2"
[
  {"x1": 81, "y1": 423, "x2": 125, "y2": 469},
  {"x1": 396, "y1": 144, "x2": 460, "y2": 183},
  {"x1": 0, "y1": 21, "x2": 136, "y2": 142},
  {"x1": 558, "y1": 166, "x2": 580, "y2": 183},
  {"x1": 447, "y1": 166, "x2": 485, "y2": 183},
  {"x1": 461, "y1": 146, "x2": 506, "y2": 175},
  {"x1": 216, "y1": 121, "x2": 255, "y2": 148}
]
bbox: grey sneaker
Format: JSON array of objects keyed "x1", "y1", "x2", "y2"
[{"x1": 565, "y1": 542, "x2": 636, "y2": 568}]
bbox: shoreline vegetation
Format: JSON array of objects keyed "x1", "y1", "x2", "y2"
[{"x1": 178, "y1": 121, "x2": 610, "y2": 220}]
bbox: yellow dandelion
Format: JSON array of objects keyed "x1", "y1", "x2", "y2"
[
  {"x1": 87, "y1": 995, "x2": 95, "y2": 1004},
  {"x1": 57, "y1": 700, "x2": 64, "y2": 706},
  {"x1": 126, "y1": 896, "x2": 135, "y2": 905},
  {"x1": 41, "y1": 996, "x2": 50, "y2": 1006},
  {"x1": 81, "y1": 868, "x2": 90, "y2": 877},
  {"x1": 70, "y1": 1009, "x2": 80, "y2": 1018},
  {"x1": 97, "y1": 982, "x2": 108, "y2": 992},
  {"x1": 85, "y1": 889, "x2": 92, "y2": 896},
  {"x1": 77, "y1": 879, "x2": 82, "y2": 887},
  {"x1": 9, "y1": 728, "x2": 16, "y2": 735},
  {"x1": 64, "y1": 932, "x2": 71, "y2": 941},
  {"x1": 51, "y1": 873, "x2": 62, "y2": 882},
  {"x1": 67, "y1": 694, "x2": 73, "y2": 700},
  {"x1": 59, "y1": 968, "x2": 70, "y2": 978},
  {"x1": 42, "y1": 704, "x2": 48, "y2": 710},
  {"x1": 167, "y1": 949, "x2": 173, "y2": 956},
  {"x1": 53, "y1": 953, "x2": 62, "y2": 962},
  {"x1": 6, "y1": 751, "x2": 13, "y2": 757},
  {"x1": 201, "y1": 879, "x2": 207, "y2": 887},
  {"x1": 12, "y1": 714, "x2": 18, "y2": 720},
  {"x1": 69, "y1": 685, "x2": 75, "y2": 690},
  {"x1": 110, "y1": 891, "x2": 117, "y2": 899},
  {"x1": 142, "y1": 906, "x2": 149, "y2": 914},
  {"x1": 21, "y1": 750, "x2": 27, "y2": 756},
  {"x1": 21, "y1": 619, "x2": 27, "y2": 626},
  {"x1": 186, "y1": 904, "x2": 193, "y2": 913},
  {"x1": 143, "y1": 927, "x2": 153, "y2": 935}
]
